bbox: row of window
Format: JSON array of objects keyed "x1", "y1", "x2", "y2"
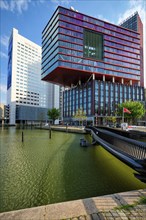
[
  {"x1": 42, "y1": 26, "x2": 59, "y2": 52},
  {"x1": 60, "y1": 14, "x2": 139, "y2": 43},
  {"x1": 59, "y1": 47, "x2": 83, "y2": 57},
  {"x1": 17, "y1": 42, "x2": 39, "y2": 55},
  {"x1": 104, "y1": 35, "x2": 139, "y2": 49},
  {"x1": 43, "y1": 9, "x2": 59, "y2": 38},
  {"x1": 42, "y1": 41, "x2": 58, "y2": 65},
  {"x1": 104, "y1": 46, "x2": 140, "y2": 59},
  {"x1": 42, "y1": 59, "x2": 59, "y2": 77},
  {"x1": 63, "y1": 82, "x2": 144, "y2": 117},
  {"x1": 104, "y1": 58, "x2": 140, "y2": 70},
  {"x1": 43, "y1": 32, "x2": 83, "y2": 64},
  {"x1": 59, "y1": 33, "x2": 83, "y2": 45},
  {"x1": 59, "y1": 27, "x2": 83, "y2": 39},
  {"x1": 42, "y1": 54, "x2": 59, "y2": 73},
  {"x1": 42, "y1": 57, "x2": 140, "y2": 82},
  {"x1": 104, "y1": 40, "x2": 139, "y2": 54},
  {"x1": 105, "y1": 52, "x2": 140, "y2": 64},
  {"x1": 105, "y1": 64, "x2": 140, "y2": 75},
  {"x1": 59, "y1": 20, "x2": 83, "y2": 33},
  {"x1": 59, "y1": 8, "x2": 139, "y2": 38},
  {"x1": 42, "y1": 48, "x2": 58, "y2": 68},
  {"x1": 58, "y1": 53, "x2": 139, "y2": 75},
  {"x1": 16, "y1": 101, "x2": 39, "y2": 105},
  {"x1": 16, "y1": 89, "x2": 39, "y2": 95},
  {"x1": 58, "y1": 61, "x2": 140, "y2": 80}
]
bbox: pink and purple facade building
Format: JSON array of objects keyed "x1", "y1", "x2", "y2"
[{"x1": 42, "y1": 6, "x2": 144, "y2": 123}]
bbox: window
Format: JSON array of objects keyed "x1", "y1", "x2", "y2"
[{"x1": 83, "y1": 29, "x2": 103, "y2": 60}]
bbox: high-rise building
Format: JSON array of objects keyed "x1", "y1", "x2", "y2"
[
  {"x1": 7, "y1": 28, "x2": 60, "y2": 125},
  {"x1": 41, "y1": 6, "x2": 145, "y2": 124},
  {"x1": 120, "y1": 12, "x2": 144, "y2": 87}
]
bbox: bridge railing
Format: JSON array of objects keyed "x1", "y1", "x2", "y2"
[{"x1": 87, "y1": 126, "x2": 146, "y2": 160}]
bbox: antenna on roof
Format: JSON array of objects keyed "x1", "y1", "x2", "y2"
[{"x1": 70, "y1": 6, "x2": 75, "y2": 11}]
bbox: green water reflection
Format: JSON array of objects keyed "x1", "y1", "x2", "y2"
[{"x1": 0, "y1": 127, "x2": 145, "y2": 212}]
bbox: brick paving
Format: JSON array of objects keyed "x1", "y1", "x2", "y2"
[{"x1": 0, "y1": 189, "x2": 146, "y2": 220}]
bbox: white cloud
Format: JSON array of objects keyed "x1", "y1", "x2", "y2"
[
  {"x1": 51, "y1": 0, "x2": 72, "y2": 6},
  {"x1": 0, "y1": 0, "x2": 9, "y2": 10},
  {"x1": 10, "y1": 0, "x2": 31, "y2": 14},
  {"x1": 0, "y1": 84, "x2": 7, "y2": 94},
  {"x1": 0, "y1": 51, "x2": 7, "y2": 59},
  {"x1": 0, "y1": 0, "x2": 44, "y2": 13},
  {"x1": 0, "y1": 35, "x2": 9, "y2": 50},
  {"x1": 0, "y1": 83, "x2": 7, "y2": 104},
  {"x1": 96, "y1": 14, "x2": 112, "y2": 23},
  {"x1": 118, "y1": 0, "x2": 145, "y2": 24}
]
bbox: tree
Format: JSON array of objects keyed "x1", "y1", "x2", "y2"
[
  {"x1": 110, "y1": 116, "x2": 117, "y2": 124},
  {"x1": 73, "y1": 108, "x2": 87, "y2": 126},
  {"x1": 105, "y1": 116, "x2": 117, "y2": 125},
  {"x1": 47, "y1": 108, "x2": 60, "y2": 124},
  {"x1": 118, "y1": 101, "x2": 145, "y2": 124}
]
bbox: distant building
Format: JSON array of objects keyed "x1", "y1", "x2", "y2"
[
  {"x1": 0, "y1": 103, "x2": 9, "y2": 125},
  {"x1": 7, "y1": 28, "x2": 61, "y2": 125},
  {"x1": 41, "y1": 7, "x2": 145, "y2": 124}
]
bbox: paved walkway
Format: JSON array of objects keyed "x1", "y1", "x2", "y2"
[
  {"x1": 0, "y1": 189, "x2": 146, "y2": 220},
  {"x1": 41, "y1": 125, "x2": 86, "y2": 134}
]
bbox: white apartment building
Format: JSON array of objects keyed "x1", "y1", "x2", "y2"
[{"x1": 7, "y1": 28, "x2": 60, "y2": 125}]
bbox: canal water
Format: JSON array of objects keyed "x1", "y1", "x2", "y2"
[{"x1": 0, "y1": 127, "x2": 145, "y2": 212}]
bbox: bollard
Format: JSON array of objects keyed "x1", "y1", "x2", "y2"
[
  {"x1": 49, "y1": 128, "x2": 51, "y2": 139},
  {"x1": 22, "y1": 131, "x2": 24, "y2": 142}
]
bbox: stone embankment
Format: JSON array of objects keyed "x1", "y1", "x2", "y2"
[{"x1": 0, "y1": 189, "x2": 146, "y2": 220}]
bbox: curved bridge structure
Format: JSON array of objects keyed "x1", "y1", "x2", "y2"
[{"x1": 86, "y1": 126, "x2": 146, "y2": 183}]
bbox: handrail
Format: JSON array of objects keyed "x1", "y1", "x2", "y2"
[
  {"x1": 87, "y1": 126, "x2": 146, "y2": 160},
  {"x1": 86, "y1": 126, "x2": 146, "y2": 183}
]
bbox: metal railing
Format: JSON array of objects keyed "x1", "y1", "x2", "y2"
[{"x1": 87, "y1": 126, "x2": 146, "y2": 160}]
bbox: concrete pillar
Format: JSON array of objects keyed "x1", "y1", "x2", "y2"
[
  {"x1": 121, "y1": 78, "x2": 124, "y2": 84},
  {"x1": 138, "y1": 81, "x2": 140, "y2": 86},
  {"x1": 93, "y1": 74, "x2": 95, "y2": 80},
  {"x1": 112, "y1": 76, "x2": 115, "y2": 83},
  {"x1": 103, "y1": 75, "x2": 105, "y2": 81},
  {"x1": 130, "y1": 80, "x2": 132, "y2": 85}
]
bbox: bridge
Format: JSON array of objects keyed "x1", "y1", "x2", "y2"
[{"x1": 86, "y1": 126, "x2": 146, "y2": 183}]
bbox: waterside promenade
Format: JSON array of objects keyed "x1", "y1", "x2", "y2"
[
  {"x1": 0, "y1": 189, "x2": 145, "y2": 220},
  {"x1": 39, "y1": 125, "x2": 86, "y2": 133}
]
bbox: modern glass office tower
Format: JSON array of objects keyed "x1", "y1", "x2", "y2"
[
  {"x1": 42, "y1": 6, "x2": 144, "y2": 123},
  {"x1": 7, "y1": 28, "x2": 60, "y2": 125}
]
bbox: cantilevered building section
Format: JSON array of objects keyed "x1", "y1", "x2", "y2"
[{"x1": 42, "y1": 6, "x2": 144, "y2": 123}]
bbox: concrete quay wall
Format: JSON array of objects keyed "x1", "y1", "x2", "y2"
[
  {"x1": 0, "y1": 189, "x2": 146, "y2": 220},
  {"x1": 38, "y1": 125, "x2": 87, "y2": 134}
]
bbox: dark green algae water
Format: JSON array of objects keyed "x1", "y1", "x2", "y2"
[{"x1": 0, "y1": 127, "x2": 145, "y2": 212}]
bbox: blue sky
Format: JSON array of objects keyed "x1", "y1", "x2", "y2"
[{"x1": 0, "y1": 0, "x2": 146, "y2": 104}]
